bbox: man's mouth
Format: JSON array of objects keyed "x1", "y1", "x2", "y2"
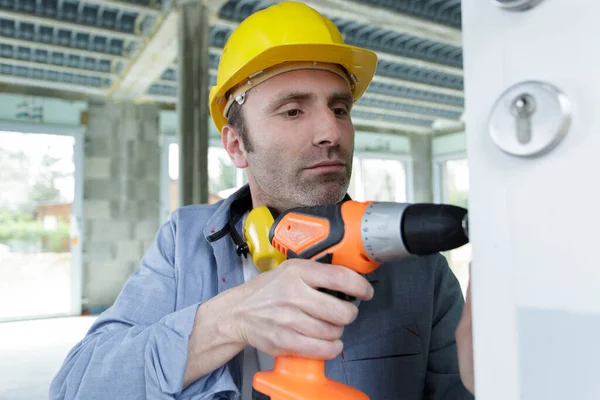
[{"x1": 305, "y1": 161, "x2": 346, "y2": 171}]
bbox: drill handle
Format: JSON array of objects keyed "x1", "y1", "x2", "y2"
[{"x1": 269, "y1": 204, "x2": 358, "y2": 302}]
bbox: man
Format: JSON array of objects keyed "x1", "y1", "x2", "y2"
[{"x1": 50, "y1": 2, "x2": 475, "y2": 399}]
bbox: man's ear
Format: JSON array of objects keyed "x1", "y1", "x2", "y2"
[{"x1": 222, "y1": 124, "x2": 249, "y2": 168}]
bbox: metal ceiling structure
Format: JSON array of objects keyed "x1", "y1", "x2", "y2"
[{"x1": 0, "y1": 0, "x2": 465, "y2": 134}]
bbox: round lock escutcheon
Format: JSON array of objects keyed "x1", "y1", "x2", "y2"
[{"x1": 488, "y1": 81, "x2": 571, "y2": 158}]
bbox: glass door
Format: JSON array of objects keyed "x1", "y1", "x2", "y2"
[{"x1": 0, "y1": 127, "x2": 82, "y2": 321}]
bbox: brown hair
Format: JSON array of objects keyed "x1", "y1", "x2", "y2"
[{"x1": 227, "y1": 101, "x2": 254, "y2": 152}]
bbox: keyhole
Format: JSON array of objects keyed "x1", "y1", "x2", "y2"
[{"x1": 511, "y1": 94, "x2": 536, "y2": 144}]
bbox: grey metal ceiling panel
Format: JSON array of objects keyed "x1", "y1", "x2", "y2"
[
  {"x1": 368, "y1": 81, "x2": 463, "y2": 106},
  {"x1": 209, "y1": 51, "x2": 219, "y2": 70},
  {"x1": 160, "y1": 67, "x2": 175, "y2": 81},
  {"x1": 332, "y1": 17, "x2": 462, "y2": 68},
  {"x1": 0, "y1": 62, "x2": 109, "y2": 86},
  {"x1": 359, "y1": 0, "x2": 462, "y2": 29},
  {"x1": 376, "y1": 59, "x2": 462, "y2": 89},
  {"x1": 147, "y1": 83, "x2": 176, "y2": 96},
  {"x1": 219, "y1": 0, "x2": 461, "y2": 29},
  {"x1": 0, "y1": 0, "x2": 144, "y2": 33},
  {"x1": 0, "y1": 17, "x2": 126, "y2": 55},
  {"x1": 209, "y1": 25, "x2": 231, "y2": 49},
  {"x1": 0, "y1": 0, "x2": 464, "y2": 132},
  {"x1": 352, "y1": 109, "x2": 433, "y2": 126},
  {"x1": 219, "y1": 0, "x2": 270, "y2": 21},
  {"x1": 356, "y1": 96, "x2": 461, "y2": 119},
  {"x1": 0, "y1": 42, "x2": 111, "y2": 71}
]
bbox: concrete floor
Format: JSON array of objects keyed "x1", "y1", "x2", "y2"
[{"x1": 0, "y1": 316, "x2": 97, "y2": 400}]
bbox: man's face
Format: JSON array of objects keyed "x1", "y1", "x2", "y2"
[{"x1": 223, "y1": 69, "x2": 355, "y2": 211}]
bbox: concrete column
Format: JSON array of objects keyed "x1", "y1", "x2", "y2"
[
  {"x1": 177, "y1": 1, "x2": 210, "y2": 206},
  {"x1": 408, "y1": 132, "x2": 434, "y2": 203},
  {"x1": 82, "y1": 100, "x2": 161, "y2": 312}
]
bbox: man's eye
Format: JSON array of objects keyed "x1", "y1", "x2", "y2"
[
  {"x1": 334, "y1": 108, "x2": 349, "y2": 116},
  {"x1": 286, "y1": 109, "x2": 300, "y2": 117}
]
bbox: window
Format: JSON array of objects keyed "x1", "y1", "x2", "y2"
[
  {"x1": 164, "y1": 141, "x2": 246, "y2": 215},
  {"x1": 348, "y1": 156, "x2": 409, "y2": 202},
  {"x1": 441, "y1": 158, "x2": 469, "y2": 209},
  {"x1": 436, "y1": 156, "x2": 471, "y2": 295}
]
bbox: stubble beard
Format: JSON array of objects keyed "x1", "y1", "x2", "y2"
[{"x1": 249, "y1": 152, "x2": 353, "y2": 211}]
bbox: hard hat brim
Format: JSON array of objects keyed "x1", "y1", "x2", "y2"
[{"x1": 209, "y1": 43, "x2": 378, "y2": 133}]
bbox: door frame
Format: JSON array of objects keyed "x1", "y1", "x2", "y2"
[{"x1": 0, "y1": 120, "x2": 85, "y2": 321}]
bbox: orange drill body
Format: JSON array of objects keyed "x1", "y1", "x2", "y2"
[
  {"x1": 270, "y1": 201, "x2": 380, "y2": 275},
  {"x1": 245, "y1": 199, "x2": 469, "y2": 400}
]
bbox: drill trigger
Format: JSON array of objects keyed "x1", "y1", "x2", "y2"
[{"x1": 314, "y1": 253, "x2": 333, "y2": 264}]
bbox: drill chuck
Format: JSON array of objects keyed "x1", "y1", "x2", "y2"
[
  {"x1": 361, "y1": 202, "x2": 469, "y2": 262},
  {"x1": 401, "y1": 203, "x2": 469, "y2": 256}
]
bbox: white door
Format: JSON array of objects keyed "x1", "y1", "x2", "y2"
[{"x1": 462, "y1": 1, "x2": 600, "y2": 398}]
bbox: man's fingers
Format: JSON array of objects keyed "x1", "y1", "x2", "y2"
[
  {"x1": 296, "y1": 261, "x2": 374, "y2": 301},
  {"x1": 272, "y1": 330, "x2": 344, "y2": 360},
  {"x1": 282, "y1": 309, "x2": 345, "y2": 341},
  {"x1": 295, "y1": 290, "x2": 359, "y2": 327}
]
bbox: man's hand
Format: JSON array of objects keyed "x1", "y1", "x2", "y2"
[
  {"x1": 183, "y1": 259, "x2": 373, "y2": 388},
  {"x1": 455, "y1": 283, "x2": 475, "y2": 395},
  {"x1": 232, "y1": 259, "x2": 374, "y2": 360}
]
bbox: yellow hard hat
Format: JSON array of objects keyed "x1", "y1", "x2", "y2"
[{"x1": 208, "y1": 1, "x2": 378, "y2": 133}]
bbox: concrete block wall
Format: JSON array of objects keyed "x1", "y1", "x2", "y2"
[{"x1": 82, "y1": 100, "x2": 161, "y2": 311}]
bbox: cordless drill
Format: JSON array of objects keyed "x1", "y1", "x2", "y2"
[{"x1": 243, "y1": 200, "x2": 469, "y2": 400}]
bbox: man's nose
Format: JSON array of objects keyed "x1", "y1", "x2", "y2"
[{"x1": 312, "y1": 108, "x2": 344, "y2": 147}]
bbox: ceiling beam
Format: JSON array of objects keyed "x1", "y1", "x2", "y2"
[
  {"x1": 0, "y1": 10, "x2": 141, "y2": 41},
  {"x1": 371, "y1": 74, "x2": 462, "y2": 97},
  {"x1": 0, "y1": 74, "x2": 108, "y2": 95},
  {"x1": 154, "y1": 78, "x2": 176, "y2": 86},
  {"x1": 0, "y1": 58, "x2": 115, "y2": 79},
  {"x1": 0, "y1": 36, "x2": 127, "y2": 63},
  {"x1": 140, "y1": 93, "x2": 177, "y2": 103},
  {"x1": 362, "y1": 92, "x2": 463, "y2": 113},
  {"x1": 375, "y1": 51, "x2": 462, "y2": 76},
  {"x1": 354, "y1": 104, "x2": 454, "y2": 124},
  {"x1": 80, "y1": 0, "x2": 162, "y2": 16},
  {"x1": 351, "y1": 117, "x2": 431, "y2": 133},
  {"x1": 108, "y1": 9, "x2": 178, "y2": 99}
]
